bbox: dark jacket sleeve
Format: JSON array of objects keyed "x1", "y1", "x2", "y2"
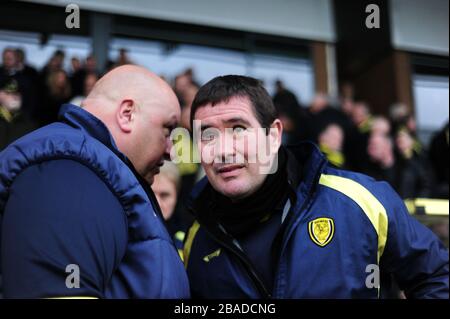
[
  {"x1": 1, "y1": 159, "x2": 128, "y2": 298},
  {"x1": 380, "y1": 184, "x2": 449, "y2": 299}
]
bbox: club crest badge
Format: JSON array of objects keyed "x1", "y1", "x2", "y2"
[{"x1": 308, "y1": 217, "x2": 335, "y2": 247}]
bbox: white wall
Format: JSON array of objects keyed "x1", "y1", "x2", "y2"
[
  {"x1": 390, "y1": 0, "x2": 449, "y2": 55},
  {"x1": 21, "y1": 0, "x2": 336, "y2": 42},
  {"x1": 0, "y1": 30, "x2": 91, "y2": 71},
  {"x1": 413, "y1": 74, "x2": 449, "y2": 144}
]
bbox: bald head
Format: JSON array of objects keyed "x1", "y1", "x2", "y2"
[
  {"x1": 83, "y1": 65, "x2": 176, "y2": 110},
  {"x1": 82, "y1": 65, "x2": 180, "y2": 180}
]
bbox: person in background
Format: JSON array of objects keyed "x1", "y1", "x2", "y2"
[
  {"x1": 15, "y1": 48, "x2": 38, "y2": 78},
  {"x1": 0, "y1": 48, "x2": 38, "y2": 119},
  {"x1": 173, "y1": 69, "x2": 203, "y2": 231},
  {"x1": 70, "y1": 57, "x2": 82, "y2": 75},
  {"x1": 428, "y1": 122, "x2": 449, "y2": 199},
  {"x1": 308, "y1": 92, "x2": 329, "y2": 115},
  {"x1": 69, "y1": 56, "x2": 82, "y2": 96},
  {"x1": 174, "y1": 69, "x2": 196, "y2": 103},
  {"x1": 0, "y1": 80, "x2": 38, "y2": 150},
  {"x1": 306, "y1": 92, "x2": 356, "y2": 170},
  {"x1": 362, "y1": 125, "x2": 431, "y2": 199},
  {"x1": 389, "y1": 103, "x2": 411, "y2": 134},
  {"x1": 39, "y1": 50, "x2": 65, "y2": 83},
  {"x1": 179, "y1": 84, "x2": 199, "y2": 131},
  {"x1": 13, "y1": 48, "x2": 39, "y2": 116},
  {"x1": 152, "y1": 161, "x2": 180, "y2": 221},
  {"x1": 272, "y1": 80, "x2": 312, "y2": 145},
  {"x1": 389, "y1": 103, "x2": 422, "y2": 154},
  {"x1": 36, "y1": 50, "x2": 66, "y2": 124},
  {"x1": 341, "y1": 97, "x2": 355, "y2": 117},
  {"x1": 0, "y1": 48, "x2": 17, "y2": 78},
  {"x1": 344, "y1": 101, "x2": 373, "y2": 172},
  {"x1": 39, "y1": 69, "x2": 72, "y2": 125},
  {"x1": 318, "y1": 123, "x2": 346, "y2": 168},
  {"x1": 351, "y1": 101, "x2": 373, "y2": 134},
  {"x1": 151, "y1": 161, "x2": 186, "y2": 257},
  {"x1": 70, "y1": 54, "x2": 99, "y2": 98},
  {"x1": 394, "y1": 128, "x2": 432, "y2": 199},
  {"x1": 114, "y1": 48, "x2": 132, "y2": 68},
  {"x1": 70, "y1": 73, "x2": 98, "y2": 106},
  {"x1": 371, "y1": 116, "x2": 391, "y2": 137},
  {"x1": 363, "y1": 130, "x2": 396, "y2": 184}
]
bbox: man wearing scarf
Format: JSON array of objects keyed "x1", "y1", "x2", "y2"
[{"x1": 183, "y1": 75, "x2": 448, "y2": 299}]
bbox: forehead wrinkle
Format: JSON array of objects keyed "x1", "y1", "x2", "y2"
[{"x1": 195, "y1": 101, "x2": 255, "y2": 129}]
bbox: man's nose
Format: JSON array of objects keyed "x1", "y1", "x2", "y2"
[{"x1": 216, "y1": 132, "x2": 236, "y2": 163}]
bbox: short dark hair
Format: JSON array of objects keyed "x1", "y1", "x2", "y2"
[
  {"x1": 190, "y1": 75, "x2": 278, "y2": 129},
  {"x1": 15, "y1": 48, "x2": 25, "y2": 62},
  {"x1": 2, "y1": 47, "x2": 15, "y2": 55}
]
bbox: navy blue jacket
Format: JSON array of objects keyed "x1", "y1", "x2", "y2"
[
  {"x1": 0, "y1": 104, "x2": 190, "y2": 298},
  {"x1": 184, "y1": 143, "x2": 449, "y2": 299}
]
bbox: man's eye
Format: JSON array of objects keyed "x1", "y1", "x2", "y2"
[
  {"x1": 201, "y1": 132, "x2": 217, "y2": 141},
  {"x1": 233, "y1": 126, "x2": 246, "y2": 134},
  {"x1": 160, "y1": 193, "x2": 170, "y2": 199},
  {"x1": 164, "y1": 128, "x2": 171, "y2": 136}
]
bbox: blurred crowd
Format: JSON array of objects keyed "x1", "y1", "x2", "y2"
[
  {"x1": 0, "y1": 47, "x2": 135, "y2": 131},
  {"x1": 272, "y1": 81, "x2": 449, "y2": 201},
  {"x1": 1, "y1": 47, "x2": 448, "y2": 245}
]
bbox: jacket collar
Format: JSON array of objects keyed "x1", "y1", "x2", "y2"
[
  {"x1": 58, "y1": 104, "x2": 166, "y2": 220},
  {"x1": 58, "y1": 104, "x2": 125, "y2": 159},
  {"x1": 284, "y1": 142, "x2": 327, "y2": 195}
]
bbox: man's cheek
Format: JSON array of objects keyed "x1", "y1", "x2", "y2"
[
  {"x1": 200, "y1": 145, "x2": 216, "y2": 165},
  {"x1": 205, "y1": 166, "x2": 217, "y2": 180}
]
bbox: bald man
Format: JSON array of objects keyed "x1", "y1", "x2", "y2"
[{"x1": 0, "y1": 65, "x2": 190, "y2": 298}]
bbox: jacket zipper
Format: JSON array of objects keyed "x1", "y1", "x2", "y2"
[
  {"x1": 272, "y1": 158, "x2": 327, "y2": 298},
  {"x1": 188, "y1": 207, "x2": 272, "y2": 299}
]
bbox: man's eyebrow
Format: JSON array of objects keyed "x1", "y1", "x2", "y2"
[
  {"x1": 200, "y1": 124, "x2": 212, "y2": 131},
  {"x1": 223, "y1": 117, "x2": 251, "y2": 126},
  {"x1": 199, "y1": 117, "x2": 251, "y2": 131}
]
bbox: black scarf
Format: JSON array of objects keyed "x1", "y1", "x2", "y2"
[{"x1": 210, "y1": 147, "x2": 289, "y2": 237}]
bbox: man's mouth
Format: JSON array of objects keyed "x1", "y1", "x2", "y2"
[{"x1": 215, "y1": 164, "x2": 245, "y2": 178}]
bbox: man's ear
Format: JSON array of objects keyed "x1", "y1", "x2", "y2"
[
  {"x1": 269, "y1": 119, "x2": 283, "y2": 153},
  {"x1": 116, "y1": 99, "x2": 135, "y2": 133}
]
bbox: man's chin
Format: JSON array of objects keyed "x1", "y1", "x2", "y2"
[
  {"x1": 215, "y1": 180, "x2": 253, "y2": 200},
  {"x1": 144, "y1": 168, "x2": 159, "y2": 185},
  {"x1": 144, "y1": 174, "x2": 155, "y2": 185}
]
